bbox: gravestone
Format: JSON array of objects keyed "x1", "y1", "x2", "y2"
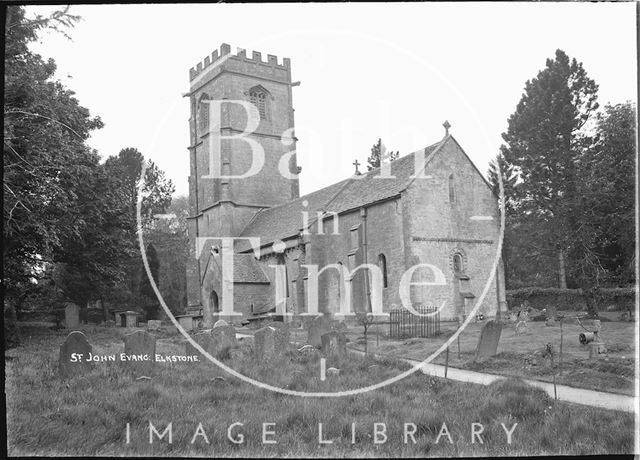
[
  {"x1": 545, "y1": 306, "x2": 557, "y2": 326},
  {"x1": 123, "y1": 330, "x2": 156, "y2": 375},
  {"x1": 307, "y1": 315, "x2": 332, "y2": 347},
  {"x1": 321, "y1": 330, "x2": 347, "y2": 358},
  {"x1": 326, "y1": 367, "x2": 340, "y2": 376},
  {"x1": 515, "y1": 320, "x2": 528, "y2": 334},
  {"x1": 186, "y1": 325, "x2": 238, "y2": 360},
  {"x1": 254, "y1": 326, "x2": 279, "y2": 362},
  {"x1": 59, "y1": 331, "x2": 93, "y2": 378},
  {"x1": 147, "y1": 320, "x2": 162, "y2": 331},
  {"x1": 213, "y1": 319, "x2": 229, "y2": 329},
  {"x1": 266, "y1": 322, "x2": 291, "y2": 351},
  {"x1": 474, "y1": 320, "x2": 502, "y2": 361},
  {"x1": 65, "y1": 303, "x2": 80, "y2": 329},
  {"x1": 298, "y1": 344, "x2": 315, "y2": 355}
]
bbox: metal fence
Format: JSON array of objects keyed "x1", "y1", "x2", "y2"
[{"x1": 389, "y1": 306, "x2": 440, "y2": 338}]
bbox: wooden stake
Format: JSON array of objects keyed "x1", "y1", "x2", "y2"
[{"x1": 445, "y1": 347, "x2": 449, "y2": 379}]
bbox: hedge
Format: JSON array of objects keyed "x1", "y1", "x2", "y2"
[{"x1": 506, "y1": 286, "x2": 636, "y2": 312}]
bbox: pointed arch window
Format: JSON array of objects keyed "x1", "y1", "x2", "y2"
[
  {"x1": 198, "y1": 93, "x2": 211, "y2": 133},
  {"x1": 249, "y1": 86, "x2": 268, "y2": 120},
  {"x1": 378, "y1": 253, "x2": 388, "y2": 288},
  {"x1": 448, "y1": 173, "x2": 456, "y2": 204}
]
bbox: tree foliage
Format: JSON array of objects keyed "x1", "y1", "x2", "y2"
[
  {"x1": 574, "y1": 102, "x2": 636, "y2": 285},
  {"x1": 491, "y1": 49, "x2": 634, "y2": 289},
  {"x1": 366, "y1": 138, "x2": 399, "y2": 171},
  {"x1": 4, "y1": 6, "x2": 103, "y2": 299},
  {"x1": 3, "y1": 7, "x2": 176, "y2": 319}
]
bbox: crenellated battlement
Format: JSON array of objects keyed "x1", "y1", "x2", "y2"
[{"x1": 189, "y1": 43, "x2": 291, "y2": 82}]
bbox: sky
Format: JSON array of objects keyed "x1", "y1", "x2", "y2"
[{"x1": 27, "y1": 3, "x2": 637, "y2": 198}]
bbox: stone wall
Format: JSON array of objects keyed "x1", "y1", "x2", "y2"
[{"x1": 402, "y1": 137, "x2": 505, "y2": 320}]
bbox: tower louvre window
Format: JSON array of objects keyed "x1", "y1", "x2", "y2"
[
  {"x1": 249, "y1": 88, "x2": 267, "y2": 120},
  {"x1": 198, "y1": 93, "x2": 210, "y2": 133}
]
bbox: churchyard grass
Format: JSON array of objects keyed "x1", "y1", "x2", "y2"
[
  {"x1": 340, "y1": 312, "x2": 637, "y2": 395},
  {"x1": 5, "y1": 323, "x2": 635, "y2": 457}
]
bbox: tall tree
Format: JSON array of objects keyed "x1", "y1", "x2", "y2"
[
  {"x1": 367, "y1": 138, "x2": 399, "y2": 171},
  {"x1": 4, "y1": 6, "x2": 103, "y2": 302},
  {"x1": 574, "y1": 101, "x2": 636, "y2": 286},
  {"x1": 500, "y1": 49, "x2": 599, "y2": 288}
]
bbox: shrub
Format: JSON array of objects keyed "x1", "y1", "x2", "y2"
[{"x1": 506, "y1": 287, "x2": 635, "y2": 311}]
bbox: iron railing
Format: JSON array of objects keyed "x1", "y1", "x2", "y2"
[{"x1": 389, "y1": 305, "x2": 440, "y2": 338}]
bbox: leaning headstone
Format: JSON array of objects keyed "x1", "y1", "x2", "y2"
[
  {"x1": 123, "y1": 330, "x2": 156, "y2": 375},
  {"x1": 474, "y1": 320, "x2": 502, "y2": 361},
  {"x1": 321, "y1": 330, "x2": 347, "y2": 358},
  {"x1": 59, "y1": 331, "x2": 93, "y2": 378},
  {"x1": 515, "y1": 321, "x2": 528, "y2": 335},
  {"x1": 65, "y1": 303, "x2": 80, "y2": 329},
  {"x1": 307, "y1": 315, "x2": 332, "y2": 347},
  {"x1": 147, "y1": 320, "x2": 162, "y2": 331},
  {"x1": 254, "y1": 326, "x2": 279, "y2": 362}
]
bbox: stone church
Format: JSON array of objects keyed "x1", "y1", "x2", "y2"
[{"x1": 185, "y1": 43, "x2": 506, "y2": 327}]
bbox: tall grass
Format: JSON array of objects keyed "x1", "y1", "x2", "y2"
[{"x1": 6, "y1": 325, "x2": 635, "y2": 457}]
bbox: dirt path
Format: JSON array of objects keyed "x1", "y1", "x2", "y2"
[
  {"x1": 408, "y1": 358, "x2": 637, "y2": 413},
  {"x1": 343, "y1": 344, "x2": 636, "y2": 413}
]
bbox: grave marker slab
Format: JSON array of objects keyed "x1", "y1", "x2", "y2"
[
  {"x1": 306, "y1": 315, "x2": 332, "y2": 347},
  {"x1": 213, "y1": 319, "x2": 229, "y2": 329},
  {"x1": 546, "y1": 305, "x2": 557, "y2": 321},
  {"x1": 185, "y1": 325, "x2": 237, "y2": 360},
  {"x1": 321, "y1": 330, "x2": 347, "y2": 358},
  {"x1": 265, "y1": 322, "x2": 291, "y2": 351},
  {"x1": 254, "y1": 326, "x2": 279, "y2": 362},
  {"x1": 474, "y1": 320, "x2": 502, "y2": 361},
  {"x1": 123, "y1": 330, "x2": 156, "y2": 375},
  {"x1": 59, "y1": 331, "x2": 93, "y2": 378},
  {"x1": 64, "y1": 303, "x2": 80, "y2": 329}
]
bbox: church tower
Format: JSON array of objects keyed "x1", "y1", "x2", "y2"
[{"x1": 185, "y1": 44, "x2": 300, "y2": 308}]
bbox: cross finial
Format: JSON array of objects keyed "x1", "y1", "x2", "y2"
[
  {"x1": 443, "y1": 120, "x2": 451, "y2": 137},
  {"x1": 352, "y1": 159, "x2": 362, "y2": 175}
]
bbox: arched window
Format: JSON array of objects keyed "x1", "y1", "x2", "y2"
[
  {"x1": 198, "y1": 93, "x2": 210, "y2": 133},
  {"x1": 453, "y1": 253, "x2": 463, "y2": 275},
  {"x1": 378, "y1": 254, "x2": 388, "y2": 288},
  {"x1": 210, "y1": 290, "x2": 219, "y2": 313},
  {"x1": 276, "y1": 253, "x2": 289, "y2": 297},
  {"x1": 249, "y1": 86, "x2": 268, "y2": 120},
  {"x1": 448, "y1": 173, "x2": 456, "y2": 204}
]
